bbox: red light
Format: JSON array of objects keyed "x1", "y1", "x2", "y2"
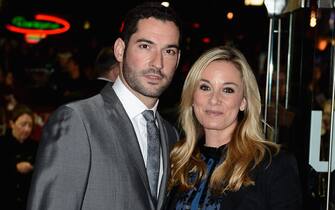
[
  {"x1": 202, "y1": 37, "x2": 211, "y2": 44},
  {"x1": 119, "y1": 21, "x2": 125, "y2": 33},
  {"x1": 191, "y1": 22, "x2": 200, "y2": 29}
]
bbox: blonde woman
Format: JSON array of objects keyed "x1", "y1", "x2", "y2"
[{"x1": 166, "y1": 46, "x2": 302, "y2": 210}]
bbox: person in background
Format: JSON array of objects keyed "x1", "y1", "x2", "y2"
[
  {"x1": 95, "y1": 46, "x2": 120, "y2": 83},
  {"x1": 0, "y1": 104, "x2": 38, "y2": 210},
  {"x1": 60, "y1": 53, "x2": 89, "y2": 103},
  {"x1": 166, "y1": 46, "x2": 302, "y2": 210},
  {"x1": 85, "y1": 46, "x2": 120, "y2": 97},
  {"x1": 27, "y1": 2, "x2": 182, "y2": 210},
  {"x1": 48, "y1": 50, "x2": 72, "y2": 99}
]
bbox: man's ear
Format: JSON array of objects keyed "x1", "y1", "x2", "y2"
[{"x1": 114, "y1": 38, "x2": 125, "y2": 62}]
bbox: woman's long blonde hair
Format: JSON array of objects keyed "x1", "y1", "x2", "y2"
[{"x1": 169, "y1": 45, "x2": 279, "y2": 193}]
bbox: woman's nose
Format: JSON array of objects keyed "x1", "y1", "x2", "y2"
[{"x1": 209, "y1": 91, "x2": 222, "y2": 105}]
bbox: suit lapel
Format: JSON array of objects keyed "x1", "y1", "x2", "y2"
[{"x1": 100, "y1": 84, "x2": 154, "y2": 209}]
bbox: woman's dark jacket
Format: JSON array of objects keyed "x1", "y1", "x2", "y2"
[{"x1": 165, "y1": 145, "x2": 302, "y2": 210}]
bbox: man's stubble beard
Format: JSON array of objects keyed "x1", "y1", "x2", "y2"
[{"x1": 122, "y1": 61, "x2": 173, "y2": 98}]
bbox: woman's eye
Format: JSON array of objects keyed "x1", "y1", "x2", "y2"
[
  {"x1": 223, "y1": 87, "x2": 234, "y2": 93},
  {"x1": 199, "y1": 84, "x2": 210, "y2": 91}
]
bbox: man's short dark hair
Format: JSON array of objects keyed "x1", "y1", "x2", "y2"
[{"x1": 121, "y1": 1, "x2": 182, "y2": 47}]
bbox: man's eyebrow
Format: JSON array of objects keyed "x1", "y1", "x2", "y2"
[
  {"x1": 136, "y1": 38, "x2": 153, "y2": 44},
  {"x1": 136, "y1": 38, "x2": 179, "y2": 50},
  {"x1": 166, "y1": 44, "x2": 179, "y2": 50}
]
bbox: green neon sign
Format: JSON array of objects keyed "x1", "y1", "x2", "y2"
[{"x1": 11, "y1": 16, "x2": 60, "y2": 29}]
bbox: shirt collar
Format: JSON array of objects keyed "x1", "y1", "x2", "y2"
[
  {"x1": 112, "y1": 76, "x2": 159, "y2": 119},
  {"x1": 97, "y1": 77, "x2": 112, "y2": 82}
]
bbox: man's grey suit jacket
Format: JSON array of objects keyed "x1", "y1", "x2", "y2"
[{"x1": 27, "y1": 83, "x2": 179, "y2": 210}]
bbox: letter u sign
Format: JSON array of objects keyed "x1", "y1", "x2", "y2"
[{"x1": 309, "y1": 111, "x2": 335, "y2": 172}]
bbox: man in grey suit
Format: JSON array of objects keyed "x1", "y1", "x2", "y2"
[{"x1": 27, "y1": 2, "x2": 182, "y2": 210}]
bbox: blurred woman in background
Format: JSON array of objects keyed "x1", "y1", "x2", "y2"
[{"x1": 0, "y1": 104, "x2": 38, "y2": 210}]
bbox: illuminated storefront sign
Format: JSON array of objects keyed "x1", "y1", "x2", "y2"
[{"x1": 6, "y1": 14, "x2": 70, "y2": 44}]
